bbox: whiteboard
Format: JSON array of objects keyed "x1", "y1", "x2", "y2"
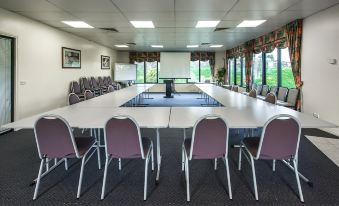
[
  {"x1": 114, "y1": 63, "x2": 137, "y2": 81},
  {"x1": 159, "y1": 52, "x2": 190, "y2": 79}
]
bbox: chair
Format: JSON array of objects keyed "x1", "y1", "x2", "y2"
[
  {"x1": 68, "y1": 93, "x2": 81, "y2": 105},
  {"x1": 84, "y1": 90, "x2": 94, "y2": 100},
  {"x1": 270, "y1": 86, "x2": 278, "y2": 96},
  {"x1": 101, "y1": 115, "x2": 154, "y2": 200},
  {"x1": 249, "y1": 89, "x2": 257, "y2": 98},
  {"x1": 256, "y1": 85, "x2": 263, "y2": 95},
  {"x1": 264, "y1": 92, "x2": 277, "y2": 104},
  {"x1": 261, "y1": 85, "x2": 269, "y2": 97},
  {"x1": 98, "y1": 77, "x2": 108, "y2": 93},
  {"x1": 90, "y1": 77, "x2": 102, "y2": 95},
  {"x1": 277, "y1": 87, "x2": 288, "y2": 101},
  {"x1": 232, "y1": 85, "x2": 239, "y2": 92},
  {"x1": 32, "y1": 115, "x2": 100, "y2": 200},
  {"x1": 277, "y1": 89, "x2": 299, "y2": 110},
  {"x1": 70, "y1": 81, "x2": 84, "y2": 100},
  {"x1": 251, "y1": 83, "x2": 257, "y2": 91},
  {"x1": 238, "y1": 114, "x2": 304, "y2": 202},
  {"x1": 182, "y1": 115, "x2": 232, "y2": 201},
  {"x1": 107, "y1": 85, "x2": 115, "y2": 93},
  {"x1": 80, "y1": 77, "x2": 93, "y2": 93}
]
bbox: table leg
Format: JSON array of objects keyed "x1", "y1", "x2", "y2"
[{"x1": 156, "y1": 128, "x2": 161, "y2": 184}]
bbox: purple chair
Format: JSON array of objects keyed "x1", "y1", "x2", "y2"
[
  {"x1": 33, "y1": 115, "x2": 101, "y2": 200},
  {"x1": 68, "y1": 93, "x2": 81, "y2": 105},
  {"x1": 90, "y1": 77, "x2": 102, "y2": 95},
  {"x1": 101, "y1": 115, "x2": 154, "y2": 200},
  {"x1": 84, "y1": 90, "x2": 94, "y2": 100},
  {"x1": 182, "y1": 115, "x2": 232, "y2": 201},
  {"x1": 70, "y1": 81, "x2": 84, "y2": 100},
  {"x1": 98, "y1": 77, "x2": 108, "y2": 93},
  {"x1": 80, "y1": 77, "x2": 93, "y2": 92},
  {"x1": 264, "y1": 92, "x2": 277, "y2": 104},
  {"x1": 238, "y1": 114, "x2": 304, "y2": 202},
  {"x1": 231, "y1": 85, "x2": 238, "y2": 92},
  {"x1": 249, "y1": 89, "x2": 257, "y2": 98},
  {"x1": 107, "y1": 85, "x2": 115, "y2": 93}
]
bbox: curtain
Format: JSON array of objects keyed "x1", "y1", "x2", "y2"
[
  {"x1": 285, "y1": 19, "x2": 303, "y2": 110},
  {"x1": 244, "y1": 42, "x2": 254, "y2": 91},
  {"x1": 129, "y1": 52, "x2": 160, "y2": 63},
  {"x1": 191, "y1": 52, "x2": 215, "y2": 79}
]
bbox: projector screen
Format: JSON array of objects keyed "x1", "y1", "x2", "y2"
[
  {"x1": 159, "y1": 52, "x2": 190, "y2": 79},
  {"x1": 114, "y1": 63, "x2": 137, "y2": 81}
]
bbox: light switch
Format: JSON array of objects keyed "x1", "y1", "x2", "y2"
[
  {"x1": 20, "y1": 81, "x2": 26, "y2": 85},
  {"x1": 328, "y1": 59, "x2": 337, "y2": 65}
]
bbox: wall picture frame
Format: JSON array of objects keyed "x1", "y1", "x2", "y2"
[
  {"x1": 101, "y1": 55, "x2": 111, "y2": 69},
  {"x1": 62, "y1": 47, "x2": 81, "y2": 69}
]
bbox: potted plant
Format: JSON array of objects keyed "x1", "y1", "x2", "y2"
[{"x1": 216, "y1": 67, "x2": 226, "y2": 86}]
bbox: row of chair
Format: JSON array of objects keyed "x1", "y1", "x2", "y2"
[
  {"x1": 32, "y1": 114, "x2": 304, "y2": 202},
  {"x1": 70, "y1": 76, "x2": 120, "y2": 100},
  {"x1": 69, "y1": 86, "x2": 115, "y2": 105},
  {"x1": 248, "y1": 89, "x2": 277, "y2": 104}
]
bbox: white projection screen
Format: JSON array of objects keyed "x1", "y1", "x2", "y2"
[
  {"x1": 114, "y1": 63, "x2": 137, "y2": 81},
  {"x1": 159, "y1": 52, "x2": 190, "y2": 79}
]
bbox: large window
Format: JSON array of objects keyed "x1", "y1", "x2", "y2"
[
  {"x1": 265, "y1": 48, "x2": 278, "y2": 86},
  {"x1": 236, "y1": 57, "x2": 241, "y2": 85},
  {"x1": 281, "y1": 48, "x2": 295, "y2": 88},
  {"x1": 242, "y1": 57, "x2": 246, "y2": 87},
  {"x1": 250, "y1": 48, "x2": 295, "y2": 88},
  {"x1": 189, "y1": 60, "x2": 199, "y2": 83},
  {"x1": 228, "y1": 59, "x2": 234, "y2": 85},
  {"x1": 200, "y1": 60, "x2": 212, "y2": 82},
  {"x1": 252, "y1": 53, "x2": 263, "y2": 85},
  {"x1": 135, "y1": 61, "x2": 145, "y2": 83},
  {"x1": 145, "y1": 61, "x2": 157, "y2": 83}
]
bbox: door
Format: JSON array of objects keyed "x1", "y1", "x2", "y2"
[{"x1": 0, "y1": 36, "x2": 14, "y2": 134}]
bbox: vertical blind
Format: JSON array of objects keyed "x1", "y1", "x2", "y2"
[{"x1": 0, "y1": 37, "x2": 12, "y2": 133}]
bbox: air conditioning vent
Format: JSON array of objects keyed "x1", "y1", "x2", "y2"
[
  {"x1": 99, "y1": 28, "x2": 119, "y2": 32},
  {"x1": 126, "y1": 42, "x2": 136, "y2": 46},
  {"x1": 214, "y1": 27, "x2": 230, "y2": 32},
  {"x1": 201, "y1": 43, "x2": 211, "y2": 45}
]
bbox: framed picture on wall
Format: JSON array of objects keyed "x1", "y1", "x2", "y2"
[
  {"x1": 62, "y1": 47, "x2": 81, "y2": 68},
  {"x1": 101, "y1": 55, "x2": 111, "y2": 69}
]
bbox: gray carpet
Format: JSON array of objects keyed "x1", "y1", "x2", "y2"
[{"x1": 0, "y1": 128, "x2": 339, "y2": 205}]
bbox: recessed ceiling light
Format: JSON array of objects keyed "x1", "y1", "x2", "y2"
[
  {"x1": 62, "y1": 21, "x2": 94, "y2": 28},
  {"x1": 187, "y1": 45, "x2": 199, "y2": 48},
  {"x1": 151, "y1": 45, "x2": 163, "y2": 48},
  {"x1": 115, "y1": 45, "x2": 129, "y2": 48},
  {"x1": 130, "y1": 21, "x2": 155, "y2": 28},
  {"x1": 210, "y1": 45, "x2": 223, "y2": 48},
  {"x1": 195, "y1": 21, "x2": 220, "y2": 28},
  {"x1": 237, "y1": 20, "x2": 266, "y2": 27}
]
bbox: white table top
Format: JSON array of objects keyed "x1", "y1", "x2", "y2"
[{"x1": 3, "y1": 107, "x2": 170, "y2": 129}]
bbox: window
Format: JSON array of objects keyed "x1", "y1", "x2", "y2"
[
  {"x1": 135, "y1": 61, "x2": 145, "y2": 83},
  {"x1": 200, "y1": 60, "x2": 212, "y2": 83},
  {"x1": 281, "y1": 48, "x2": 296, "y2": 88},
  {"x1": 228, "y1": 59, "x2": 234, "y2": 85},
  {"x1": 188, "y1": 60, "x2": 199, "y2": 83},
  {"x1": 145, "y1": 61, "x2": 157, "y2": 83},
  {"x1": 265, "y1": 48, "x2": 278, "y2": 86},
  {"x1": 242, "y1": 57, "x2": 246, "y2": 87},
  {"x1": 252, "y1": 53, "x2": 263, "y2": 85},
  {"x1": 236, "y1": 57, "x2": 241, "y2": 85},
  {"x1": 157, "y1": 62, "x2": 164, "y2": 83}
]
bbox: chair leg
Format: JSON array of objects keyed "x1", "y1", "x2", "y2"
[
  {"x1": 64, "y1": 158, "x2": 68, "y2": 170},
  {"x1": 33, "y1": 159, "x2": 45, "y2": 200},
  {"x1": 144, "y1": 154, "x2": 150, "y2": 201},
  {"x1": 101, "y1": 157, "x2": 110, "y2": 200},
  {"x1": 96, "y1": 138, "x2": 101, "y2": 170},
  {"x1": 293, "y1": 159, "x2": 304, "y2": 202},
  {"x1": 224, "y1": 157, "x2": 233, "y2": 200},
  {"x1": 77, "y1": 156, "x2": 86, "y2": 199},
  {"x1": 118, "y1": 158, "x2": 122, "y2": 170},
  {"x1": 272, "y1": 160, "x2": 276, "y2": 172},
  {"x1": 181, "y1": 145, "x2": 185, "y2": 171},
  {"x1": 151, "y1": 144, "x2": 154, "y2": 171},
  {"x1": 185, "y1": 154, "x2": 190, "y2": 202},
  {"x1": 238, "y1": 146, "x2": 242, "y2": 171},
  {"x1": 214, "y1": 158, "x2": 218, "y2": 170},
  {"x1": 250, "y1": 156, "x2": 259, "y2": 201}
]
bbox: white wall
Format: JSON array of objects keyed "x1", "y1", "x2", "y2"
[
  {"x1": 301, "y1": 4, "x2": 339, "y2": 135},
  {"x1": 0, "y1": 8, "x2": 117, "y2": 120}
]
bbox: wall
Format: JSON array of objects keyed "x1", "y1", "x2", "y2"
[
  {"x1": 0, "y1": 8, "x2": 117, "y2": 120},
  {"x1": 116, "y1": 51, "x2": 129, "y2": 63},
  {"x1": 301, "y1": 4, "x2": 339, "y2": 135}
]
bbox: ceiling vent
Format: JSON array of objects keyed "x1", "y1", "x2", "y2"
[
  {"x1": 201, "y1": 43, "x2": 211, "y2": 45},
  {"x1": 99, "y1": 27, "x2": 119, "y2": 32},
  {"x1": 126, "y1": 42, "x2": 136, "y2": 46},
  {"x1": 214, "y1": 27, "x2": 230, "y2": 32}
]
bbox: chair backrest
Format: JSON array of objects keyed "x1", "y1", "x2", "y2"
[
  {"x1": 107, "y1": 85, "x2": 115, "y2": 93},
  {"x1": 80, "y1": 77, "x2": 91, "y2": 91},
  {"x1": 68, "y1": 93, "x2": 80, "y2": 105},
  {"x1": 70, "y1": 81, "x2": 81, "y2": 94},
  {"x1": 251, "y1": 83, "x2": 257, "y2": 90},
  {"x1": 277, "y1": 87, "x2": 288, "y2": 101},
  {"x1": 91, "y1": 77, "x2": 99, "y2": 88},
  {"x1": 107, "y1": 76, "x2": 113, "y2": 85},
  {"x1": 84, "y1": 90, "x2": 94, "y2": 100},
  {"x1": 249, "y1": 89, "x2": 257, "y2": 98},
  {"x1": 104, "y1": 116, "x2": 144, "y2": 159},
  {"x1": 34, "y1": 115, "x2": 79, "y2": 159},
  {"x1": 232, "y1": 85, "x2": 238, "y2": 92},
  {"x1": 261, "y1": 85, "x2": 269, "y2": 96},
  {"x1": 264, "y1": 92, "x2": 277, "y2": 104},
  {"x1": 256, "y1": 85, "x2": 263, "y2": 95},
  {"x1": 270, "y1": 86, "x2": 278, "y2": 95},
  {"x1": 103, "y1": 77, "x2": 110, "y2": 86},
  {"x1": 98, "y1": 77, "x2": 105, "y2": 87},
  {"x1": 190, "y1": 115, "x2": 229, "y2": 160},
  {"x1": 286, "y1": 88, "x2": 299, "y2": 106},
  {"x1": 256, "y1": 115, "x2": 301, "y2": 160},
  {"x1": 204, "y1": 80, "x2": 210, "y2": 83}
]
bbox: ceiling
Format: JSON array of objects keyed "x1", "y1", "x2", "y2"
[{"x1": 1, "y1": 0, "x2": 338, "y2": 51}]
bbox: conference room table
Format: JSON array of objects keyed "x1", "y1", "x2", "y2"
[{"x1": 2, "y1": 83, "x2": 337, "y2": 184}]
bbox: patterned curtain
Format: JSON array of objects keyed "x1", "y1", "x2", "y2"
[
  {"x1": 129, "y1": 52, "x2": 160, "y2": 63},
  {"x1": 191, "y1": 52, "x2": 216, "y2": 79},
  {"x1": 285, "y1": 19, "x2": 303, "y2": 110}
]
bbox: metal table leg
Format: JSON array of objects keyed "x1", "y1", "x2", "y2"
[{"x1": 156, "y1": 128, "x2": 161, "y2": 184}]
